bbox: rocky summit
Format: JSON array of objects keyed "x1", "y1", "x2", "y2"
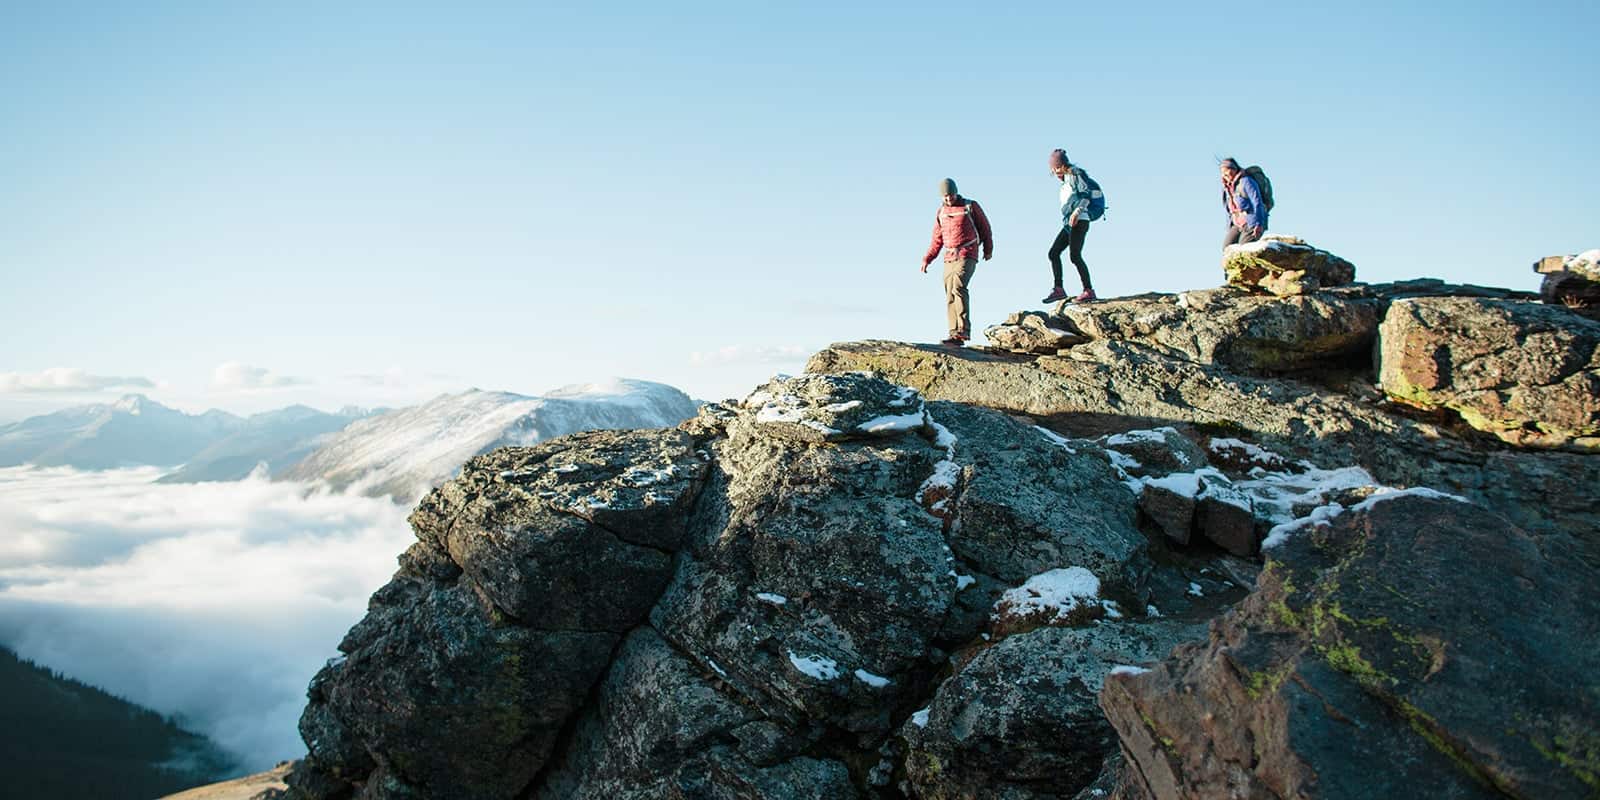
[{"x1": 271, "y1": 253, "x2": 1598, "y2": 800}]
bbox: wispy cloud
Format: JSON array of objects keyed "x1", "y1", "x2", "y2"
[
  {"x1": 0, "y1": 466, "x2": 413, "y2": 769},
  {"x1": 0, "y1": 368, "x2": 156, "y2": 394},
  {"x1": 341, "y1": 367, "x2": 458, "y2": 390},
  {"x1": 689, "y1": 344, "x2": 812, "y2": 367},
  {"x1": 211, "y1": 362, "x2": 308, "y2": 391}
]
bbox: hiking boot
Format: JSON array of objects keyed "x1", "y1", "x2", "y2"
[
  {"x1": 1073, "y1": 289, "x2": 1098, "y2": 303},
  {"x1": 1041, "y1": 286, "x2": 1068, "y2": 303},
  {"x1": 940, "y1": 337, "x2": 965, "y2": 347}
]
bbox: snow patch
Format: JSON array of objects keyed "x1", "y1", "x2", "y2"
[
  {"x1": 786, "y1": 651, "x2": 841, "y2": 681},
  {"x1": 888, "y1": 386, "x2": 921, "y2": 408},
  {"x1": 1033, "y1": 425, "x2": 1078, "y2": 454},
  {"x1": 1350, "y1": 486, "x2": 1468, "y2": 512},
  {"x1": 1104, "y1": 427, "x2": 1177, "y2": 447},
  {"x1": 995, "y1": 567, "x2": 1102, "y2": 622},
  {"x1": 1208, "y1": 437, "x2": 1289, "y2": 468},
  {"x1": 1109, "y1": 665, "x2": 1150, "y2": 677},
  {"x1": 857, "y1": 412, "x2": 927, "y2": 434},
  {"x1": 755, "y1": 592, "x2": 788, "y2": 606},
  {"x1": 910, "y1": 707, "x2": 930, "y2": 727},
  {"x1": 1262, "y1": 502, "x2": 1345, "y2": 550},
  {"x1": 854, "y1": 669, "x2": 891, "y2": 688}
]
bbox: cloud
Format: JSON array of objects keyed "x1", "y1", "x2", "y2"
[
  {"x1": 0, "y1": 466, "x2": 413, "y2": 771},
  {"x1": 211, "y1": 362, "x2": 307, "y2": 391},
  {"x1": 0, "y1": 368, "x2": 156, "y2": 394},
  {"x1": 689, "y1": 344, "x2": 812, "y2": 367}
]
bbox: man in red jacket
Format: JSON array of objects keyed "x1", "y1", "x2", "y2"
[{"x1": 921, "y1": 178, "x2": 994, "y2": 347}]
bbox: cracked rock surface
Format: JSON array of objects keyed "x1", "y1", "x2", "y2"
[{"x1": 279, "y1": 278, "x2": 1599, "y2": 800}]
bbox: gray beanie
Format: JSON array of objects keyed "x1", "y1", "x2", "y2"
[{"x1": 938, "y1": 178, "x2": 958, "y2": 196}]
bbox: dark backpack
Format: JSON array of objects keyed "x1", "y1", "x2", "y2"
[
  {"x1": 1078, "y1": 169, "x2": 1107, "y2": 221},
  {"x1": 1242, "y1": 165, "x2": 1274, "y2": 212}
]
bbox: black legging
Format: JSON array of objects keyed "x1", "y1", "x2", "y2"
[{"x1": 1048, "y1": 219, "x2": 1092, "y2": 290}]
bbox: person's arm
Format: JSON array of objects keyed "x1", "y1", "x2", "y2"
[
  {"x1": 970, "y1": 201, "x2": 994, "y2": 259},
  {"x1": 1066, "y1": 173, "x2": 1091, "y2": 224},
  {"x1": 923, "y1": 215, "x2": 944, "y2": 270},
  {"x1": 1238, "y1": 176, "x2": 1265, "y2": 231}
]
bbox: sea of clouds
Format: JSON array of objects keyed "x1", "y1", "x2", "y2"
[{"x1": 0, "y1": 465, "x2": 414, "y2": 773}]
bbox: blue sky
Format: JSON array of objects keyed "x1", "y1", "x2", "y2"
[{"x1": 3, "y1": 1, "x2": 1596, "y2": 420}]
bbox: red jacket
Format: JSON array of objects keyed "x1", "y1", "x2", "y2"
[{"x1": 923, "y1": 198, "x2": 993, "y2": 265}]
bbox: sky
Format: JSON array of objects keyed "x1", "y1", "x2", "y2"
[{"x1": 2, "y1": 0, "x2": 1597, "y2": 422}]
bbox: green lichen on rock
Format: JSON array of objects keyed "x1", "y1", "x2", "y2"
[{"x1": 1529, "y1": 723, "x2": 1600, "y2": 790}]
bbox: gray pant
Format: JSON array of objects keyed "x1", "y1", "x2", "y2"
[
  {"x1": 943, "y1": 256, "x2": 977, "y2": 338},
  {"x1": 1224, "y1": 224, "x2": 1264, "y2": 248}
]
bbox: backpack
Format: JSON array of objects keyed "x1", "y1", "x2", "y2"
[
  {"x1": 1242, "y1": 165, "x2": 1274, "y2": 212},
  {"x1": 1078, "y1": 169, "x2": 1107, "y2": 221}
]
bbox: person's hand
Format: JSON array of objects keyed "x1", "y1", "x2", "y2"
[
  {"x1": 1068, "y1": 211, "x2": 1080, "y2": 227},
  {"x1": 920, "y1": 261, "x2": 930, "y2": 273},
  {"x1": 982, "y1": 249, "x2": 993, "y2": 261},
  {"x1": 1249, "y1": 225, "x2": 1262, "y2": 238}
]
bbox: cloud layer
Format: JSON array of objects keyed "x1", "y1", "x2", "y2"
[
  {"x1": 0, "y1": 368, "x2": 156, "y2": 394},
  {"x1": 0, "y1": 466, "x2": 413, "y2": 771}
]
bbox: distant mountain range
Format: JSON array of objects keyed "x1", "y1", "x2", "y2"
[
  {"x1": 0, "y1": 395, "x2": 374, "y2": 477},
  {"x1": 0, "y1": 380, "x2": 700, "y2": 501},
  {"x1": 276, "y1": 380, "x2": 699, "y2": 501}
]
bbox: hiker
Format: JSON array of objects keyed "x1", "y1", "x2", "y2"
[
  {"x1": 1041, "y1": 149, "x2": 1102, "y2": 304},
  {"x1": 921, "y1": 178, "x2": 993, "y2": 347},
  {"x1": 1221, "y1": 157, "x2": 1269, "y2": 247}
]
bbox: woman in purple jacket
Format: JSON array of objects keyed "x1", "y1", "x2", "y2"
[{"x1": 1221, "y1": 158, "x2": 1269, "y2": 248}]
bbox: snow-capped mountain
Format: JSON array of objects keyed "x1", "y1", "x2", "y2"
[
  {"x1": 0, "y1": 395, "x2": 375, "y2": 475},
  {"x1": 0, "y1": 395, "x2": 243, "y2": 469},
  {"x1": 156, "y1": 405, "x2": 380, "y2": 484},
  {"x1": 274, "y1": 379, "x2": 699, "y2": 501}
]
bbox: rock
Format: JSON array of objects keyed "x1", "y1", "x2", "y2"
[
  {"x1": 1195, "y1": 476, "x2": 1256, "y2": 557},
  {"x1": 1535, "y1": 249, "x2": 1600, "y2": 281},
  {"x1": 931, "y1": 401, "x2": 1149, "y2": 591},
  {"x1": 648, "y1": 380, "x2": 956, "y2": 734},
  {"x1": 301, "y1": 578, "x2": 617, "y2": 799},
  {"x1": 404, "y1": 430, "x2": 706, "y2": 627},
  {"x1": 1541, "y1": 271, "x2": 1600, "y2": 314},
  {"x1": 806, "y1": 340, "x2": 1600, "y2": 550},
  {"x1": 1222, "y1": 235, "x2": 1356, "y2": 295},
  {"x1": 649, "y1": 378, "x2": 1150, "y2": 735},
  {"x1": 984, "y1": 310, "x2": 1090, "y2": 354},
  {"x1": 287, "y1": 428, "x2": 717, "y2": 800},
  {"x1": 1137, "y1": 477, "x2": 1197, "y2": 545},
  {"x1": 1100, "y1": 493, "x2": 1600, "y2": 799},
  {"x1": 1056, "y1": 290, "x2": 1383, "y2": 372},
  {"x1": 1100, "y1": 426, "x2": 1207, "y2": 478},
  {"x1": 904, "y1": 622, "x2": 1203, "y2": 799},
  {"x1": 1134, "y1": 469, "x2": 1257, "y2": 557},
  {"x1": 1378, "y1": 296, "x2": 1600, "y2": 450},
  {"x1": 534, "y1": 628, "x2": 856, "y2": 800},
  {"x1": 737, "y1": 371, "x2": 931, "y2": 445}
]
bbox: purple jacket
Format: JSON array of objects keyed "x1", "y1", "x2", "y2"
[{"x1": 1223, "y1": 174, "x2": 1268, "y2": 231}]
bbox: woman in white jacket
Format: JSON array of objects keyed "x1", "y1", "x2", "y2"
[{"x1": 1041, "y1": 148, "x2": 1102, "y2": 304}]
